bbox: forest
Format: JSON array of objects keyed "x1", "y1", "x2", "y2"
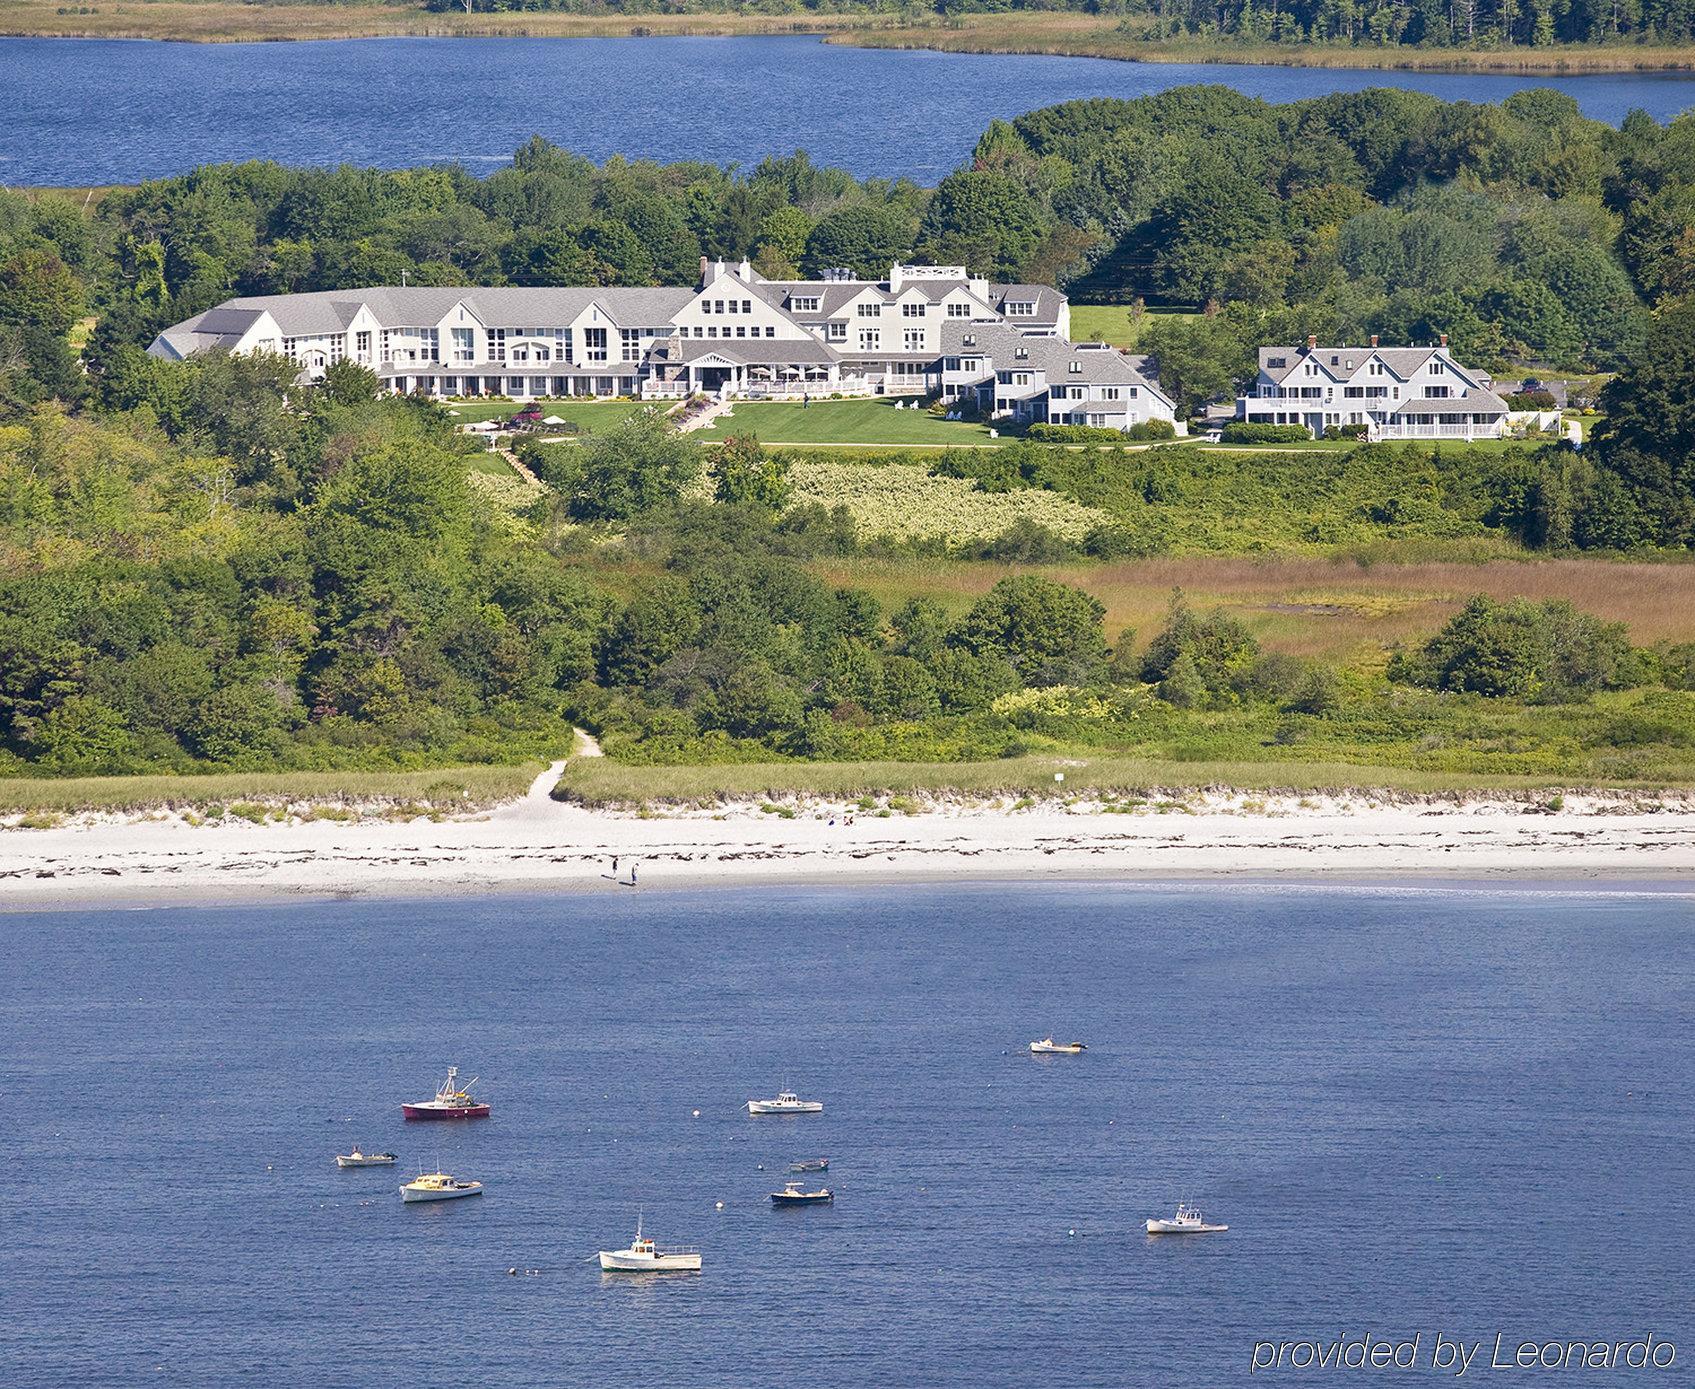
[{"x1": 2, "y1": 88, "x2": 1695, "y2": 785}]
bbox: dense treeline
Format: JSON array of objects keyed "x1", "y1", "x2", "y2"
[
  {"x1": 409, "y1": 0, "x2": 1695, "y2": 49},
  {"x1": 6, "y1": 86, "x2": 1693, "y2": 412}
]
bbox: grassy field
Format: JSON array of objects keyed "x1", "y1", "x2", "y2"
[
  {"x1": 809, "y1": 552, "x2": 1695, "y2": 658},
  {"x1": 701, "y1": 398, "x2": 995, "y2": 446},
  {"x1": 0, "y1": 764, "x2": 540, "y2": 816},
  {"x1": 553, "y1": 751, "x2": 1664, "y2": 808},
  {"x1": 445, "y1": 398, "x2": 652, "y2": 431},
  {"x1": 6, "y1": 2, "x2": 1693, "y2": 71},
  {"x1": 1069, "y1": 305, "x2": 1199, "y2": 351}
]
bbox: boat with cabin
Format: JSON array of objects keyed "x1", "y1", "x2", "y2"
[
  {"x1": 336, "y1": 1145, "x2": 397, "y2": 1168},
  {"x1": 788, "y1": 1158, "x2": 829, "y2": 1173},
  {"x1": 1029, "y1": 1037, "x2": 1086, "y2": 1055},
  {"x1": 747, "y1": 1091, "x2": 823, "y2": 1115},
  {"x1": 401, "y1": 1067, "x2": 490, "y2": 1121},
  {"x1": 1145, "y1": 1203, "x2": 1227, "y2": 1234},
  {"x1": 399, "y1": 1171, "x2": 484, "y2": 1203},
  {"x1": 770, "y1": 1182, "x2": 833, "y2": 1205},
  {"x1": 599, "y1": 1216, "x2": 702, "y2": 1273}
]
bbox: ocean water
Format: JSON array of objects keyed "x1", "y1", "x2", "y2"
[
  {"x1": 3, "y1": 35, "x2": 1695, "y2": 186},
  {"x1": 2, "y1": 881, "x2": 1690, "y2": 1386}
]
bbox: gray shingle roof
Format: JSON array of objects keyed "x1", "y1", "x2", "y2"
[{"x1": 941, "y1": 321, "x2": 1168, "y2": 402}]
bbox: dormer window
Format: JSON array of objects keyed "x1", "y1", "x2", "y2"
[
  {"x1": 1006, "y1": 301, "x2": 1035, "y2": 316},
  {"x1": 1268, "y1": 356, "x2": 1285, "y2": 369},
  {"x1": 791, "y1": 296, "x2": 820, "y2": 313},
  {"x1": 1069, "y1": 360, "x2": 1081, "y2": 373}
]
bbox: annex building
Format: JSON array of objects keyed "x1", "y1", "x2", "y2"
[
  {"x1": 1237, "y1": 335, "x2": 1510, "y2": 441},
  {"x1": 148, "y1": 260, "x2": 1177, "y2": 431}
]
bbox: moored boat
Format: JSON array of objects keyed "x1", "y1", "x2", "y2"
[
  {"x1": 399, "y1": 1171, "x2": 483, "y2": 1203},
  {"x1": 336, "y1": 1145, "x2": 397, "y2": 1168},
  {"x1": 401, "y1": 1067, "x2": 490, "y2": 1121},
  {"x1": 1029, "y1": 1036, "x2": 1086, "y2": 1055},
  {"x1": 770, "y1": 1182, "x2": 832, "y2": 1205},
  {"x1": 1145, "y1": 1202, "x2": 1227, "y2": 1234},
  {"x1": 788, "y1": 1158, "x2": 829, "y2": 1173},
  {"x1": 747, "y1": 1090, "x2": 822, "y2": 1115},
  {"x1": 598, "y1": 1216, "x2": 701, "y2": 1273}
]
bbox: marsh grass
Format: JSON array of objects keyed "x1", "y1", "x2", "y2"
[
  {"x1": 0, "y1": 764, "x2": 539, "y2": 815},
  {"x1": 810, "y1": 553, "x2": 1695, "y2": 657}
]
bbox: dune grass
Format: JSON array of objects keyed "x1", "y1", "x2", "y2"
[
  {"x1": 0, "y1": 764, "x2": 541, "y2": 816},
  {"x1": 553, "y1": 751, "x2": 1651, "y2": 808}
]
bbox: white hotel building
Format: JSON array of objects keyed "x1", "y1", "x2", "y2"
[
  {"x1": 149, "y1": 260, "x2": 1176, "y2": 430},
  {"x1": 1236, "y1": 335, "x2": 1510, "y2": 441}
]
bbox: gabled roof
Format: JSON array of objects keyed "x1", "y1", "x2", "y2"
[
  {"x1": 1259, "y1": 344, "x2": 1453, "y2": 385},
  {"x1": 941, "y1": 321, "x2": 1169, "y2": 402}
]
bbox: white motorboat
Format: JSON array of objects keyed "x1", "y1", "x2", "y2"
[
  {"x1": 599, "y1": 1216, "x2": 701, "y2": 1273},
  {"x1": 747, "y1": 1091, "x2": 823, "y2": 1115},
  {"x1": 1030, "y1": 1037, "x2": 1086, "y2": 1055},
  {"x1": 336, "y1": 1145, "x2": 397, "y2": 1168},
  {"x1": 1145, "y1": 1202, "x2": 1227, "y2": 1234},
  {"x1": 399, "y1": 1171, "x2": 484, "y2": 1203}
]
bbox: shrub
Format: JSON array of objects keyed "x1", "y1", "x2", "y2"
[
  {"x1": 1390, "y1": 595, "x2": 1637, "y2": 699},
  {"x1": 978, "y1": 518, "x2": 1075, "y2": 563},
  {"x1": 1506, "y1": 389, "x2": 1558, "y2": 410},
  {"x1": 1125, "y1": 418, "x2": 1177, "y2": 441},
  {"x1": 1220, "y1": 422, "x2": 1312, "y2": 444},
  {"x1": 1140, "y1": 593, "x2": 1261, "y2": 706},
  {"x1": 1026, "y1": 423, "x2": 1127, "y2": 444}
]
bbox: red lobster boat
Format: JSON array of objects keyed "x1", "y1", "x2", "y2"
[{"x1": 401, "y1": 1067, "x2": 490, "y2": 1121}]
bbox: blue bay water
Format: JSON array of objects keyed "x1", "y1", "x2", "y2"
[
  {"x1": 3, "y1": 34, "x2": 1695, "y2": 186},
  {"x1": 1, "y1": 880, "x2": 1690, "y2": 1386}
]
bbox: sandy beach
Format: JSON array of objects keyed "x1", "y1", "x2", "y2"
[{"x1": 3, "y1": 764, "x2": 1692, "y2": 909}]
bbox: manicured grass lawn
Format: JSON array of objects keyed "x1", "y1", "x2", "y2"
[
  {"x1": 444, "y1": 398, "x2": 650, "y2": 432},
  {"x1": 700, "y1": 398, "x2": 995, "y2": 446},
  {"x1": 1069, "y1": 304, "x2": 1198, "y2": 350}
]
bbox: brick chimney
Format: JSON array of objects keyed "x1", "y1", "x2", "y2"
[
  {"x1": 1305, "y1": 334, "x2": 1317, "y2": 352},
  {"x1": 698, "y1": 254, "x2": 709, "y2": 284},
  {"x1": 1369, "y1": 334, "x2": 1379, "y2": 348},
  {"x1": 1439, "y1": 332, "x2": 1448, "y2": 347}
]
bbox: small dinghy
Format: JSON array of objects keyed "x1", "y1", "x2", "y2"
[
  {"x1": 1145, "y1": 1202, "x2": 1227, "y2": 1234},
  {"x1": 788, "y1": 1158, "x2": 829, "y2": 1173},
  {"x1": 770, "y1": 1182, "x2": 833, "y2": 1205},
  {"x1": 336, "y1": 1145, "x2": 397, "y2": 1168},
  {"x1": 1030, "y1": 1036, "x2": 1086, "y2": 1055}
]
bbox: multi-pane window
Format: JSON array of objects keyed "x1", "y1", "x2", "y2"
[
  {"x1": 419, "y1": 328, "x2": 439, "y2": 362},
  {"x1": 452, "y1": 327, "x2": 474, "y2": 363},
  {"x1": 903, "y1": 329, "x2": 924, "y2": 350},
  {"x1": 856, "y1": 303, "x2": 881, "y2": 318},
  {"x1": 901, "y1": 302, "x2": 925, "y2": 318},
  {"x1": 792, "y1": 296, "x2": 820, "y2": 312},
  {"x1": 1102, "y1": 387, "x2": 1120, "y2": 401},
  {"x1": 1424, "y1": 385, "x2": 1451, "y2": 398},
  {"x1": 585, "y1": 328, "x2": 608, "y2": 362},
  {"x1": 1006, "y1": 301, "x2": 1035, "y2": 316},
  {"x1": 355, "y1": 331, "x2": 372, "y2": 363},
  {"x1": 858, "y1": 328, "x2": 881, "y2": 350},
  {"x1": 281, "y1": 337, "x2": 300, "y2": 360},
  {"x1": 620, "y1": 328, "x2": 642, "y2": 362},
  {"x1": 946, "y1": 303, "x2": 972, "y2": 318},
  {"x1": 488, "y1": 328, "x2": 507, "y2": 362},
  {"x1": 826, "y1": 323, "x2": 847, "y2": 342}
]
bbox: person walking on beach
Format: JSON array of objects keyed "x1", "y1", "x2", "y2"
[
  {"x1": 612, "y1": 855, "x2": 618, "y2": 876},
  {"x1": 630, "y1": 861, "x2": 639, "y2": 886}
]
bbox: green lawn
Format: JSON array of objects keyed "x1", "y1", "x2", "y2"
[
  {"x1": 444, "y1": 398, "x2": 651, "y2": 432},
  {"x1": 1069, "y1": 305, "x2": 1198, "y2": 351},
  {"x1": 700, "y1": 398, "x2": 996, "y2": 446}
]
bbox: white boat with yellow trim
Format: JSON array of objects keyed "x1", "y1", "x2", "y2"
[{"x1": 399, "y1": 1171, "x2": 484, "y2": 1203}]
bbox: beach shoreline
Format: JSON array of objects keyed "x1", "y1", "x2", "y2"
[{"x1": 5, "y1": 783, "x2": 1691, "y2": 911}]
